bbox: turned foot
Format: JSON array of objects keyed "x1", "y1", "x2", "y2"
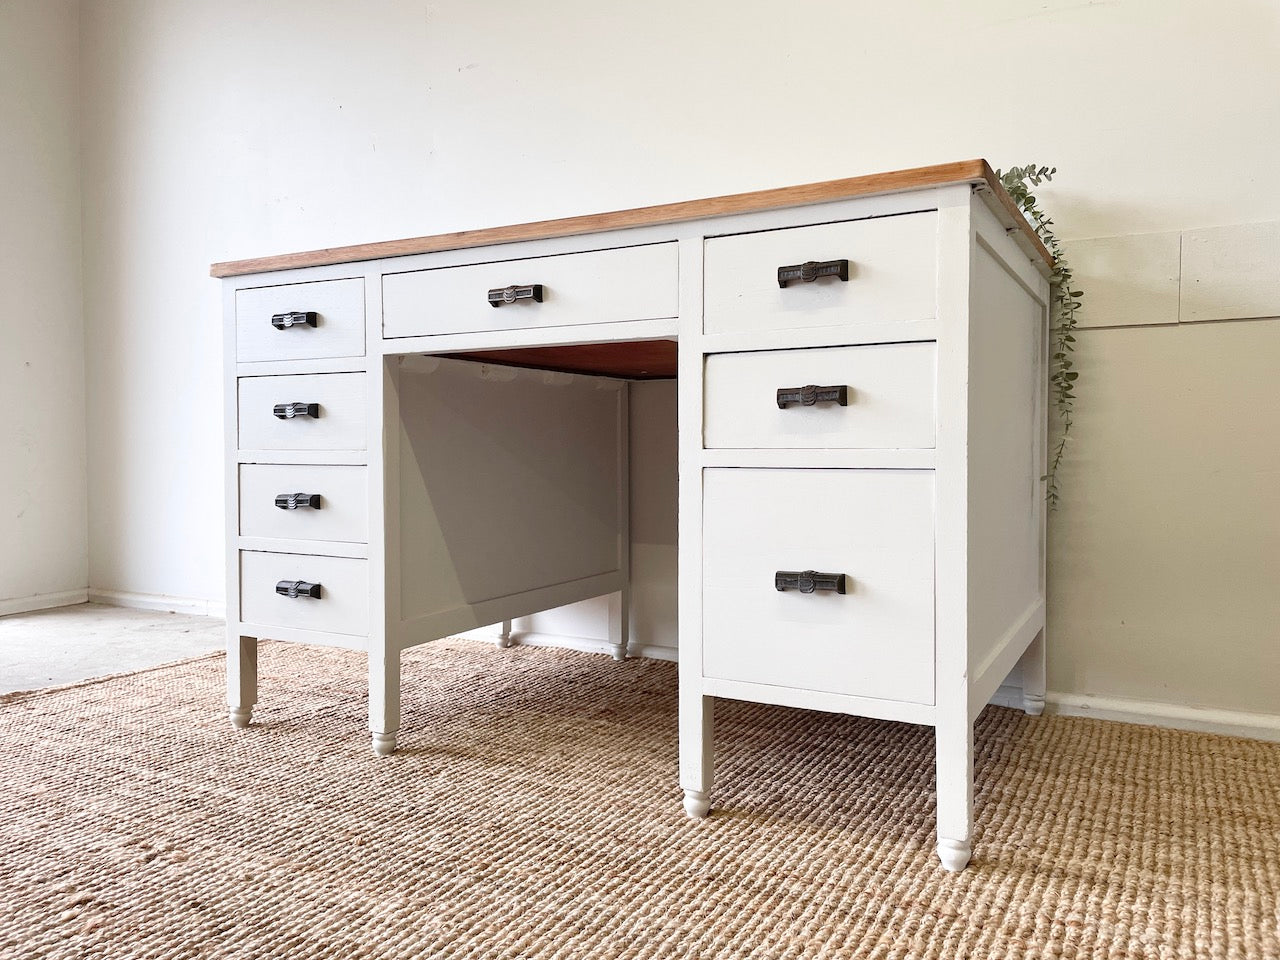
[
  {"x1": 612, "y1": 643, "x2": 627, "y2": 662},
  {"x1": 371, "y1": 731, "x2": 397, "y2": 756},
  {"x1": 1023, "y1": 692, "x2": 1046, "y2": 716},
  {"x1": 229, "y1": 706, "x2": 252, "y2": 729},
  {"x1": 936, "y1": 838, "x2": 971, "y2": 872},
  {"x1": 495, "y1": 634, "x2": 513, "y2": 649},
  {"x1": 682, "y1": 790, "x2": 711, "y2": 818}
]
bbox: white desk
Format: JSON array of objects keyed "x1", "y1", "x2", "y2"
[{"x1": 215, "y1": 160, "x2": 1053, "y2": 871}]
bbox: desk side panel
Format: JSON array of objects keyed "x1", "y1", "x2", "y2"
[
  {"x1": 966, "y1": 204, "x2": 1051, "y2": 692},
  {"x1": 396, "y1": 357, "x2": 623, "y2": 625}
]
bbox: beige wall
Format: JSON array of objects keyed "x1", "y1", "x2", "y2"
[
  {"x1": 69, "y1": 0, "x2": 1280, "y2": 721},
  {"x1": 0, "y1": 0, "x2": 86, "y2": 613}
]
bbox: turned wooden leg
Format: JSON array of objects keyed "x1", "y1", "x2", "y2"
[
  {"x1": 369, "y1": 647, "x2": 400, "y2": 757},
  {"x1": 935, "y1": 713, "x2": 974, "y2": 871},
  {"x1": 679, "y1": 690, "x2": 714, "y2": 818},
  {"x1": 494, "y1": 619, "x2": 513, "y2": 649},
  {"x1": 608, "y1": 589, "x2": 629, "y2": 661},
  {"x1": 227, "y1": 635, "x2": 257, "y2": 729},
  {"x1": 1019, "y1": 628, "x2": 1047, "y2": 716}
]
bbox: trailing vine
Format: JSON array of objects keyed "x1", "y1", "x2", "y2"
[{"x1": 995, "y1": 164, "x2": 1081, "y2": 510}]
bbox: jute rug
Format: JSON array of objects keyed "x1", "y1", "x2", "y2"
[{"x1": 0, "y1": 639, "x2": 1276, "y2": 959}]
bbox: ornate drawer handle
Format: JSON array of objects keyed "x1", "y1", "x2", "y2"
[
  {"x1": 487, "y1": 284, "x2": 544, "y2": 308},
  {"x1": 274, "y1": 493, "x2": 322, "y2": 510},
  {"x1": 776, "y1": 259, "x2": 849, "y2": 288},
  {"x1": 272, "y1": 402, "x2": 319, "y2": 419},
  {"x1": 275, "y1": 579, "x2": 322, "y2": 599},
  {"x1": 271, "y1": 311, "x2": 318, "y2": 329},
  {"x1": 776, "y1": 384, "x2": 848, "y2": 409},
  {"x1": 775, "y1": 570, "x2": 847, "y2": 595}
]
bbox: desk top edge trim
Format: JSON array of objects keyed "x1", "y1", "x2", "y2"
[{"x1": 210, "y1": 159, "x2": 1053, "y2": 279}]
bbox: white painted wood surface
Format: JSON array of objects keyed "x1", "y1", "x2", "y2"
[
  {"x1": 1181, "y1": 220, "x2": 1280, "y2": 322},
  {"x1": 238, "y1": 464, "x2": 368, "y2": 543},
  {"x1": 702, "y1": 211, "x2": 937, "y2": 335},
  {"x1": 239, "y1": 551, "x2": 369, "y2": 636},
  {"x1": 702, "y1": 468, "x2": 935, "y2": 704},
  {"x1": 1065, "y1": 231, "x2": 1181, "y2": 328},
  {"x1": 236, "y1": 277, "x2": 365, "y2": 362},
  {"x1": 237, "y1": 373, "x2": 367, "y2": 451},
  {"x1": 382, "y1": 242, "x2": 678, "y2": 339},
  {"x1": 702, "y1": 342, "x2": 936, "y2": 450},
  {"x1": 220, "y1": 181, "x2": 1049, "y2": 871},
  {"x1": 395, "y1": 358, "x2": 623, "y2": 622}
]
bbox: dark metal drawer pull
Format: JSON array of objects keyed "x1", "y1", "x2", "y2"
[
  {"x1": 487, "y1": 284, "x2": 544, "y2": 308},
  {"x1": 776, "y1": 259, "x2": 849, "y2": 288},
  {"x1": 275, "y1": 579, "x2": 322, "y2": 599},
  {"x1": 775, "y1": 570, "x2": 847, "y2": 595},
  {"x1": 776, "y1": 384, "x2": 848, "y2": 409},
  {"x1": 274, "y1": 493, "x2": 322, "y2": 511},
  {"x1": 271, "y1": 311, "x2": 318, "y2": 329},
  {"x1": 272, "y1": 402, "x2": 320, "y2": 420}
]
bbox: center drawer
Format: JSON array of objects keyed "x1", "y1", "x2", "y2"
[
  {"x1": 702, "y1": 468, "x2": 935, "y2": 704},
  {"x1": 382, "y1": 242, "x2": 678, "y2": 339},
  {"x1": 703, "y1": 342, "x2": 936, "y2": 449},
  {"x1": 239, "y1": 464, "x2": 368, "y2": 543}
]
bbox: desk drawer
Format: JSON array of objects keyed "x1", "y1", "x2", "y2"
[
  {"x1": 382, "y1": 243, "x2": 678, "y2": 338},
  {"x1": 702, "y1": 468, "x2": 934, "y2": 704},
  {"x1": 704, "y1": 342, "x2": 936, "y2": 449},
  {"x1": 236, "y1": 278, "x2": 365, "y2": 363},
  {"x1": 704, "y1": 212, "x2": 936, "y2": 336},
  {"x1": 240, "y1": 551, "x2": 368, "y2": 637},
  {"x1": 238, "y1": 373, "x2": 366, "y2": 451},
  {"x1": 239, "y1": 465, "x2": 368, "y2": 543}
]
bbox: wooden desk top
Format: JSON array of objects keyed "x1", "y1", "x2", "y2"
[{"x1": 211, "y1": 159, "x2": 1052, "y2": 279}]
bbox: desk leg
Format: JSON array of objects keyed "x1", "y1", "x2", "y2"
[
  {"x1": 227, "y1": 635, "x2": 257, "y2": 729},
  {"x1": 608, "y1": 589, "x2": 629, "y2": 661},
  {"x1": 935, "y1": 713, "x2": 974, "y2": 871},
  {"x1": 369, "y1": 648, "x2": 400, "y2": 756},
  {"x1": 679, "y1": 691, "x2": 714, "y2": 818},
  {"x1": 494, "y1": 620, "x2": 513, "y2": 649},
  {"x1": 1020, "y1": 627, "x2": 1047, "y2": 716}
]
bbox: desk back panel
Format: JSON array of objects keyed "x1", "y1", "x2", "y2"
[{"x1": 396, "y1": 357, "x2": 624, "y2": 623}]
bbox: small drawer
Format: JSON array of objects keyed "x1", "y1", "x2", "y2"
[
  {"x1": 704, "y1": 342, "x2": 936, "y2": 449},
  {"x1": 702, "y1": 469, "x2": 934, "y2": 704},
  {"x1": 238, "y1": 373, "x2": 366, "y2": 451},
  {"x1": 240, "y1": 551, "x2": 368, "y2": 637},
  {"x1": 239, "y1": 465, "x2": 368, "y2": 543},
  {"x1": 703, "y1": 212, "x2": 937, "y2": 336},
  {"x1": 382, "y1": 242, "x2": 678, "y2": 338},
  {"x1": 236, "y1": 277, "x2": 365, "y2": 362}
]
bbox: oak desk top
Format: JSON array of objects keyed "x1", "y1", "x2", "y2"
[{"x1": 210, "y1": 159, "x2": 1052, "y2": 279}]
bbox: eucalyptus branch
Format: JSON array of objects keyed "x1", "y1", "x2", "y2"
[{"x1": 995, "y1": 164, "x2": 1082, "y2": 510}]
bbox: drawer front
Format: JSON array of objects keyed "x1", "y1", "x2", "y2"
[
  {"x1": 238, "y1": 373, "x2": 366, "y2": 451},
  {"x1": 236, "y1": 278, "x2": 365, "y2": 362},
  {"x1": 703, "y1": 212, "x2": 937, "y2": 336},
  {"x1": 702, "y1": 469, "x2": 934, "y2": 704},
  {"x1": 383, "y1": 243, "x2": 678, "y2": 338},
  {"x1": 239, "y1": 465, "x2": 368, "y2": 543},
  {"x1": 240, "y1": 551, "x2": 368, "y2": 636},
  {"x1": 704, "y1": 342, "x2": 936, "y2": 449}
]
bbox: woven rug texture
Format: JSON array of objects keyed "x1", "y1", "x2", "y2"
[{"x1": 0, "y1": 639, "x2": 1276, "y2": 959}]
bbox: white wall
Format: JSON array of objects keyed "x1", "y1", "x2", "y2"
[
  {"x1": 75, "y1": 1, "x2": 1280, "y2": 721},
  {"x1": 0, "y1": 0, "x2": 87, "y2": 615}
]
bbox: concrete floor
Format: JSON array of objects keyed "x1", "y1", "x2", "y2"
[{"x1": 0, "y1": 602, "x2": 224, "y2": 695}]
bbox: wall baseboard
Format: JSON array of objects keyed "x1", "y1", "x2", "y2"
[
  {"x1": 0, "y1": 589, "x2": 89, "y2": 618},
  {"x1": 1047, "y1": 691, "x2": 1280, "y2": 743},
  {"x1": 88, "y1": 589, "x2": 226, "y2": 620}
]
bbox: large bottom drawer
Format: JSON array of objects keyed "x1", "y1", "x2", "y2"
[
  {"x1": 702, "y1": 468, "x2": 934, "y2": 704},
  {"x1": 240, "y1": 551, "x2": 368, "y2": 637}
]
